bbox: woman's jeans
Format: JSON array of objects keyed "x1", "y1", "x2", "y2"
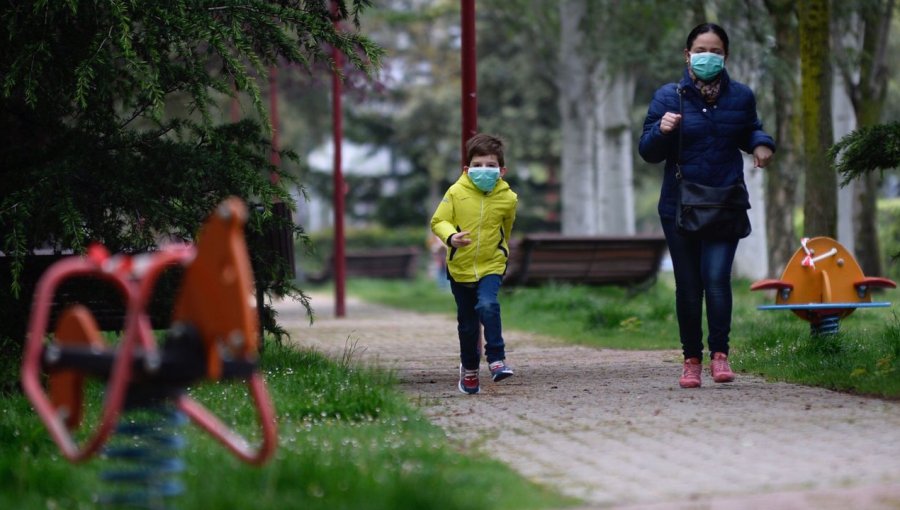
[
  {"x1": 450, "y1": 274, "x2": 506, "y2": 370},
  {"x1": 661, "y1": 216, "x2": 739, "y2": 360}
]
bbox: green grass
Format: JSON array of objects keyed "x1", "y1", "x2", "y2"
[
  {"x1": 1, "y1": 345, "x2": 573, "y2": 510},
  {"x1": 345, "y1": 274, "x2": 900, "y2": 397},
  {"x1": 732, "y1": 309, "x2": 900, "y2": 398},
  {"x1": 345, "y1": 276, "x2": 679, "y2": 350}
]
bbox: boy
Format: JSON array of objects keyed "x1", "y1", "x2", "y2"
[{"x1": 430, "y1": 133, "x2": 518, "y2": 395}]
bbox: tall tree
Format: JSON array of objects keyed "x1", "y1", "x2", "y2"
[
  {"x1": 762, "y1": 0, "x2": 802, "y2": 275},
  {"x1": 833, "y1": 0, "x2": 896, "y2": 275},
  {"x1": 799, "y1": 0, "x2": 836, "y2": 237},
  {"x1": 558, "y1": 0, "x2": 683, "y2": 235}
]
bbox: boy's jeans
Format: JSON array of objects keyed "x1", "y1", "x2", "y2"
[
  {"x1": 450, "y1": 274, "x2": 505, "y2": 370},
  {"x1": 661, "y1": 216, "x2": 739, "y2": 360}
]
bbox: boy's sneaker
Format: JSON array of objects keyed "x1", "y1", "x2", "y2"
[
  {"x1": 489, "y1": 360, "x2": 514, "y2": 382},
  {"x1": 458, "y1": 364, "x2": 480, "y2": 394},
  {"x1": 679, "y1": 357, "x2": 702, "y2": 388},
  {"x1": 710, "y1": 352, "x2": 735, "y2": 383}
]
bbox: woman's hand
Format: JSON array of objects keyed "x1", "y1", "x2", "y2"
[
  {"x1": 659, "y1": 112, "x2": 682, "y2": 134},
  {"x1": 753, "y1": 146, "x2": 773, "y2": 168}
]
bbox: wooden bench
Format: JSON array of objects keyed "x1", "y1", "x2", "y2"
[
  {"x1": 307, "y1": 247, "x2": 421, "y2": 283},
  {"x1": 503, "y1": 234, "x2": 667, "y2": 290}
]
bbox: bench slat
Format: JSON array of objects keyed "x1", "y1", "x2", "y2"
[{"x1": 504, "y1": 234, "x2": 666, "y2": 289}]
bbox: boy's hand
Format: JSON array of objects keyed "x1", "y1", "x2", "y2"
[{"x1": 450, "y1": 231, "x2": 472, "y2": 248}]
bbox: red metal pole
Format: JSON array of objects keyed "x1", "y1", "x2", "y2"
[
  {"x1": 460, "y1": 0, "x2": 477, "y2": 166},
  {"x1": 268, "y1": 65, "x2": 281, "y2": 177},
  {"x1": 230, "y1": 81, "x2": 240, "y2": 123},
  {"x1": 331, "y1": 25, "x2": 346, "y2": 318}
]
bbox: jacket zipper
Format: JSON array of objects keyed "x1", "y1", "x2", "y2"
[{"x1": 473, "y1": 196, "x2": 484, "y2": 279}]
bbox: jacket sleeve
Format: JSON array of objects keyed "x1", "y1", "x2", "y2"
[
  {"x1": 638, "y1": 85, "x2": 678, "y2": 164},
  {"x1": 430, "y1": 191, "x2": 457, "y2": 245},
  {"x1": 739, "y1": 91, "x2": 777, "y2": 154}
]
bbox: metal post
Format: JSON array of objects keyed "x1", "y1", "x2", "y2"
[
  {"x1": 230, "y1": 81, "x2": 240, "y2": 123},
  {"x1": 332, "y1": 10, "x2": 347, "y2": 318},
  {"x1": 268, "y1": 65, "x2": 281, "y2": 176},
  {"x1": 460, "y1": 0, "x2": 477, "y2": 165}
]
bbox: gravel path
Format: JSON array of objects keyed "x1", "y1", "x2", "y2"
[{"x1": 276, "y1": 293, "x2": 900, "y2": 509}]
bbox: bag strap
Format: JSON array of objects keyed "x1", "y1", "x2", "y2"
[{"x1": 675, "y1": 84, "x2": 684, "y2": 181}]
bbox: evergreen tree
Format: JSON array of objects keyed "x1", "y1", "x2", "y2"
[{"x1": 0, "y1": 1, "x2": 382, "y2": 343}]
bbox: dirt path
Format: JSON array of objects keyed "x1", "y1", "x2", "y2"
[{"x1": 276, "y1": 293, "x2": 900, "y2": 509}]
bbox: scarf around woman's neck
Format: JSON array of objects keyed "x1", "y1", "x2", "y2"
[{"x1": 688, "y1": 68, "x2": 722, "y2": 104}]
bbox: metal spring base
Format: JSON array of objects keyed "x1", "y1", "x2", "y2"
[
  {"x1": 811, "y1": 314, "x2": 841, "y2": 336},
  {"x1": 99, "y1": 406, "x2": 186, "y2": 509}
]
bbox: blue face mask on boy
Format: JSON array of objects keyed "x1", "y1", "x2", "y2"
[{"x1": 467, "y1": 166, "x2": 501, "y2": 193}]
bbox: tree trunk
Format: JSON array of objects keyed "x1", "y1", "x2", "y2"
[
  {"x1": 558, "y1": 0, "x2": 635, "y2": 235},
  {"x1": 559, "y1": 0, "x2": 596, "y2": 234},
  {"x1": 799, "y1": 0, "x2": 836, "y2": 237},
  {"x1": 833, "y1": 72, "x2": 857, "y2": 254},
  {"x1": 844, "y1": 0, "x2": 893, "y2": 276},
  {"x1": 763, "y1": 0, "x2": 801, "y2": 276},
  {"x1": 592, "y1": 66, "x2": 636, "y2": 235}
]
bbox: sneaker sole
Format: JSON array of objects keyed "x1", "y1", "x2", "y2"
[
  {"x1": 492, "y1": 372, "x2": 514, "y2": 383},
  {"x1": 679, "y1": 380, "x2": 701, "y2": 388},
  {"x1": 458, "y1": 381, "x2": 479, "y2": 394},
  {"x1": 712, "y1": 375, "x2": 735, "y2": 383}
]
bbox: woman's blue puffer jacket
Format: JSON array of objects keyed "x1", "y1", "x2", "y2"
[{"x1": 639, "y1": 69, "x2": 776, "y2": 218}]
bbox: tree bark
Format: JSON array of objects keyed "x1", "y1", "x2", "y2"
[
  {"x1": 763, "y1": 0, "x2": 801, "y2": 276},
  {"x1": 799, "y1": 0, "x2": 836, "y2": 237},
  {"x1": 592, "y1": 66, "x2": 636, "y2": 235},
  {"x1": 559, "y1": 0, "x2": 596, "y2": 234},
  {"x1": 558, "y1": 0, "x2": 635, "y2": 235},
  {"x1": 843, "y1": 0, "x2": 893, "y2": 275}
]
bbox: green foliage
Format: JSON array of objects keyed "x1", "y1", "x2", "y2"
[
  {"x1": 0, "y1": 1, "x2": 384, "y2": 343},
  {"x1": 303, "y1": 168, "x2": 432, "y2": 229},
  {"x1": 310, "y1": 225, "x2": 429, "y2": 252},
  {"x1": 348, "y1": 275, "x2": 679, "y2": 350},
  {"x1": 830, "y1": 121, "x2": 900, "y2": 186},
  {"x1": 0, "y1": 345, "x2": 571, "y2": 510},
  {"x1": 878, "y1": 198, "x2": 900, "y2": 282}
]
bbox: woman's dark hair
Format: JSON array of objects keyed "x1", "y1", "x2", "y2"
[{"x1": 685, "y1": 23, "x2": 729, "y2": 55}]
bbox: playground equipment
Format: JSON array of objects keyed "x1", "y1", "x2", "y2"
[
  {"x1": 21, "y1": 197, "x2": 277, "y2": 507},
  {"x1": 750, "y1": 237, "x2": 896, "y2": 335}
]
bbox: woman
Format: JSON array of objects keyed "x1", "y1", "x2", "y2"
[{"x1": 638, "y1": 23, "x2": 775, "y2": 388}]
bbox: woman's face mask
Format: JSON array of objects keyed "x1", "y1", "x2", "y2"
[
  {"x1": 690, "y1": 52, "x2": 725, "y2": 81},
  {"x1": 467, "y1": 167, "x2": 501, "y2": 192}
]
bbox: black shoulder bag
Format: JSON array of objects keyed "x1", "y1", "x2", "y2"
[{"x1": 673, "y1": 86, "x2": 752, "y2": 241}]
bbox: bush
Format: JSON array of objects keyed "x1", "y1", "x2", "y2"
[{"x1": 878, "y1": 198, "x2": 900, "y2": 282}]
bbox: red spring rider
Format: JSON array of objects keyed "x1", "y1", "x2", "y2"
[{"x1": 21, "y1": 197, "x2": 277, "y2": 506}]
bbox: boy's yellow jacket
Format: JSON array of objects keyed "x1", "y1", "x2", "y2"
[{"x1": 431, "y1": 172, "x2": 518, "y2": 283}]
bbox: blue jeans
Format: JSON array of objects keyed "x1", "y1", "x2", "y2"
[
  {"x1": 450, "y1": 274, "x2": 506, "y2": 370},
  {"x1": 661, "y1": 216, "x2": 739, "y2": 360}
]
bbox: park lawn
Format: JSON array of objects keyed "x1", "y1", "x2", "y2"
[
  {"x1": 346, "y1": 274, "x2": 900, "y2": 398},
  {"x1": 0, "y1": 345, "x2": 574, "y2": 510}
]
